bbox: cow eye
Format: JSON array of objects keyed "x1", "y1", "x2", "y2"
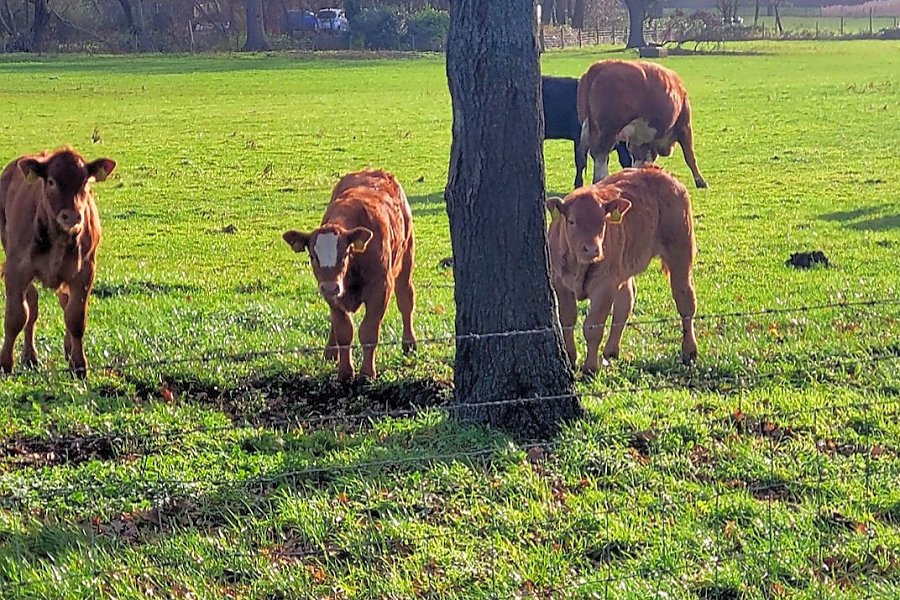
[
  {"x1": 568, "y1": 218, "x2": 575, "y2": 226},
  {"x1": 47, "y1": 178, "x2": 57, "y2": 188}
]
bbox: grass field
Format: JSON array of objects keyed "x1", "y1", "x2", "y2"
[{"x1": 0, "y1": 40, "x2": 899, "y2": 598}]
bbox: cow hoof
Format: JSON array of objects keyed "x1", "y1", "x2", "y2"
[
  {"x1": 21, "y1": 354, "x2": 39, "y2": 369},
  {"x1": 695, "y1": 178, "x2": 708, "y2": 189},
  {"x1": 336, "y1": 367, "x2": 355, "y2": 383},
  {"x1": 70, "y1": 367, "x2": 88, "y2": 380},
  {"x1": 323, "y1": 347, "x2": 339, "y2": 361},
  {"x1": 681, "y1": 351, "x2": 697, "y2": 364},
  {"x1": 580, "y1": 365, "x2": 598, "y2": 380},
  {"x1": 402, "y1": 339, "x2": 417, "y2": 355}
]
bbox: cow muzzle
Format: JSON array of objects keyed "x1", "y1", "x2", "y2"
[
  {"x1": 56, "y1": 210, "x2": 83, "y2": 234},
  {"x1": 318, "y1": 281, "x2": 343, "y2": 298}
]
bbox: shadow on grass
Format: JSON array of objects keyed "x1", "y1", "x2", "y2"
[
  {"x1": 820, "y1": 203, "x2": 900, "y2": 232},
  {"x1": 408, "y1": 191, "x2": 446, "y2": 218}
]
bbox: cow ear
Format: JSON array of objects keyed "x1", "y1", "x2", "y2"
[
  {"x1": 87, "y1": 158, "x2": 117, "y2": 182},
  {"x1": 604, "y1": 198, "x2": 632, "y2": 224},
  {"x1": 283, "y1": 230, "x2": 311, "y2": 253},
  {"x1": 18, "y1": 158, "x2": 47, "y2": 183},
  {"x1": 545, "y1": 197, "x2": 567, "y2": 221},
  {"x1": 346, "y1": 227, "x2": 373, "y2": 254}
]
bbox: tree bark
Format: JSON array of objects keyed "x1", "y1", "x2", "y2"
[
  {"x1": 30, "y1": 0, "x2": 51, "y2": 52},
  {"x1": 623, "y1": 0, "x2": 647, "y2": 47},
  {"x1": 116, "y1": 0, "x2": 145, "y2": 50},
  {"x1": 445, "y1": 0, "x2": 581, "y2": 441},
  {"x1": 243, "y1": 0, "x2": 269, "y2": 51},
  {"x1": 572, "y1": 0, "x2": 586, "y2": 29}
]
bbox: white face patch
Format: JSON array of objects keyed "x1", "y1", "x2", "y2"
[{"x1": 313, "y1": 232, "x2": 340, "y2": 268}]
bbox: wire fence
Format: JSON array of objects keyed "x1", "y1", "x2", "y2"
[{"x1": 1, "y1": 297, "x2": 899, "y2": 596}]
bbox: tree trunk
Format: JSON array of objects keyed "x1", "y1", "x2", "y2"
[
  {"x1": 572, "y1": 0, "x2": 586, "y2": 29},
  {"x1": 445, "y1": 0, "x2": 581, "y2": 441},
  {"x1": 116, "y1": 0, "x2": 145, "y2": 50},
  {"x1": 554, "y1": 0, "x2": 567, "y2": 25},
  {"x1": 774, "y1": 3, "x2": 783, "y2": 34},
  {"x1": 754, "y1": 0, "x2": 760, "y2": 25},
  {"x1": 30, "y1": 0, "x2": 51, "y2": 52},
  {"x1": 623, "y1": 0, "x2": 647, "y2": 47},
  {"x1": 243, "y1": 0, "x2": 269, "y2": 51}
]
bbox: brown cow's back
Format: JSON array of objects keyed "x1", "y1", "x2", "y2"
[{"x1": 323, "y1": 169, "x2": 413, "y2": 277}]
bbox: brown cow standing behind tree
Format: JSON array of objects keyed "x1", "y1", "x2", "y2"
[
  {"x1": 577, "y1": 59, "x2": 707, "y2": 189},
  {"x1": 0, "y1": 147, "x2": 116, "y2": 377},
  {"x1": 282, "y1": 169, "x2": 416, "y2": 382},
  {"x1": 546, "y1": 166, "x2": 698, "y2": 374}
]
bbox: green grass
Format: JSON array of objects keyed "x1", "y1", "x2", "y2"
[{"x1": 0, "y1": 41, "x2": 899, "y2": 598}]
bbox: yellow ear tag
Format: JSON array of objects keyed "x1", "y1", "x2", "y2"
[
  {"x1": 351, "y1": 239, "x2": 367, "y2": 252},
  {"x1": 609, "y1": 208, "x2": 623, "y2": 223},
  {"x1": 25, "y1": 170, "x2": 38, "y2": 183}
]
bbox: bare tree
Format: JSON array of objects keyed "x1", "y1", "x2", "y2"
[
  {"x1": 621, "y1": 0, "x2": 647, "y2": 47},
  {"x1": 243, "y1": 0, "x2": 268, "y2": 50},
  {"x1": 115, "y1": 0, "x2": 145, "y2": 49},
  {"x1": 445, "y1": 0, "x2": 581, "y2": 439}
]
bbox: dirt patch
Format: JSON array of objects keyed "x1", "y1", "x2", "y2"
[
  {"x1": 723, "y1": 410, "x2": 797, "y2": 442},
  {"x1": 139, "y1": 373, "x2": 453, "y2": 429},
  {"x1": 0, "y1": 433, "x2": 124, "y2": 470},
  {"x1": 585, "y1": 540, "x2": 646, "y2": 565}
]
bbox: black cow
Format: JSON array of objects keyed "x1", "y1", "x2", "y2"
[{"x1": 542, "y1": 75, "x2": 631, "y2": 188}]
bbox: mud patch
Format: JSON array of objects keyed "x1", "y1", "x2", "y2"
[
  {"x1": 138, "y1": 373, "x2": 453, "y2": 429},
  {"x1": 0, "y1": 433, "x2": 124, "y2": 469}
]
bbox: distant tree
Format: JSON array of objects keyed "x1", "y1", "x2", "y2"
[
  {"x1": 243, "y1": 0, "x2": 268, "y2": 50},
  {"x1": 115, "y1": 0, "x2": 145, "y2": 49},
  {"x1": 621, "y1": 0, "x2": 648, "y2": 46},
  {"x1": 446, "y1": 0, "x2": 581, "y2": 439}
]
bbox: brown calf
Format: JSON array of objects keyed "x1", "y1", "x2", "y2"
[
  {"x1": 283, "y1": 168, "x2": 416, "y2": 381},
  {"x1": 577, "y1": 59, "x2": 707, "y2": 189},
  {"x1": 546, "y1": 166, "x2": 698, "y2": 374},
  {"x1": 0, "y1": 148, "x2": 116, "y2": 377}
]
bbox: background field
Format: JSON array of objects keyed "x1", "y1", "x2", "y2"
[{"x1": 0, "y1": 41, "x2": 898, "y2": 598}]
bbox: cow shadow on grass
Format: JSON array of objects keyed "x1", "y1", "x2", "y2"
[{"x1": 820, "y1": 203, "x2": 900, "y2": 232}]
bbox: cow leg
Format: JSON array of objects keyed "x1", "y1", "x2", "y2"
[
  {"x1": 614, "y1": 142, "x2": 633, "y2": 169},
  {"x1": 62, "y1": 282, "x2": 91, "y2": 378},
  {"x1": 590, "y1": 130, "x2": 619, "y2": 184},
  {"x1": 359, "y1": 288, "x2": 390, "y2": 381},
  {"x1": 582, "y1": 285, "x2": 616, "y2": 375},
  {"x1": 324, "y1": 325, "x2": 338, "y2": 361},
  {"x1": 395, "y1": 241, "x2": 417, "y2": 354},
  {"x1": 678, "y1": 122, "x2": 707, "y2": 189},
  {"x1": 591, "y1": 151, "x2": 610, "y2": 184},
  {"x1": 22, "y1": 283, "x2": 39, "y2": 367},
  {"x1": 573, "y1": 140, "x2": 586, "y2": 188},
  {"x1": 329, "y1": 306, "x2": 354, "y2": 382},
  {"x1": 1, "y1": 275, "x2": 28, "y2": 374},
  {"x1": 667, "y1": 264, "x2": 698, "y2": 363},
  {"x1": 556, "y1": 286, "x2": 578, "y2": 367},
  {"x1": 603, "y1": 278, "x2": 636, "y2": 360},
  {"x1": 56, "y1": 288, "x2": 73, "y2": 361}
]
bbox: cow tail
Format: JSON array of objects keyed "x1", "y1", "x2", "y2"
[{"x1": 579, "y1": 118, "x2": 591, "y2": 157}]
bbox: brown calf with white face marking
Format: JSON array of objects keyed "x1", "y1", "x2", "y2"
[
  {"x1": 577, "y1": 59, "x2": 707, "y2": 189},
  {"x1": 547, "y1": 166, "x2": 698, "y2": 374},
  {"x1": 283, "y1": 169, "x2": 416, "y2": 381},
  {"x1": 0, "y1": 148, "x2": 115, "y2": 377}
]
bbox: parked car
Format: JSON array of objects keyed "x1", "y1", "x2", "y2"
[
  {"x1": 317, "y1": 8, "x2": 349, "y2": 33},
  {"x1": 282, "y1": 10, "x2": 319, "y2": 33}
]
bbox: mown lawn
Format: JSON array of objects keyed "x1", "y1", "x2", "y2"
[{"x1": 0, "y1": 41, "x2": 898, "y2": 598}]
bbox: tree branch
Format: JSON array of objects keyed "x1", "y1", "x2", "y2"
[{"x1": 50, "y1": 9, "x2": 112, "y2": 45}]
